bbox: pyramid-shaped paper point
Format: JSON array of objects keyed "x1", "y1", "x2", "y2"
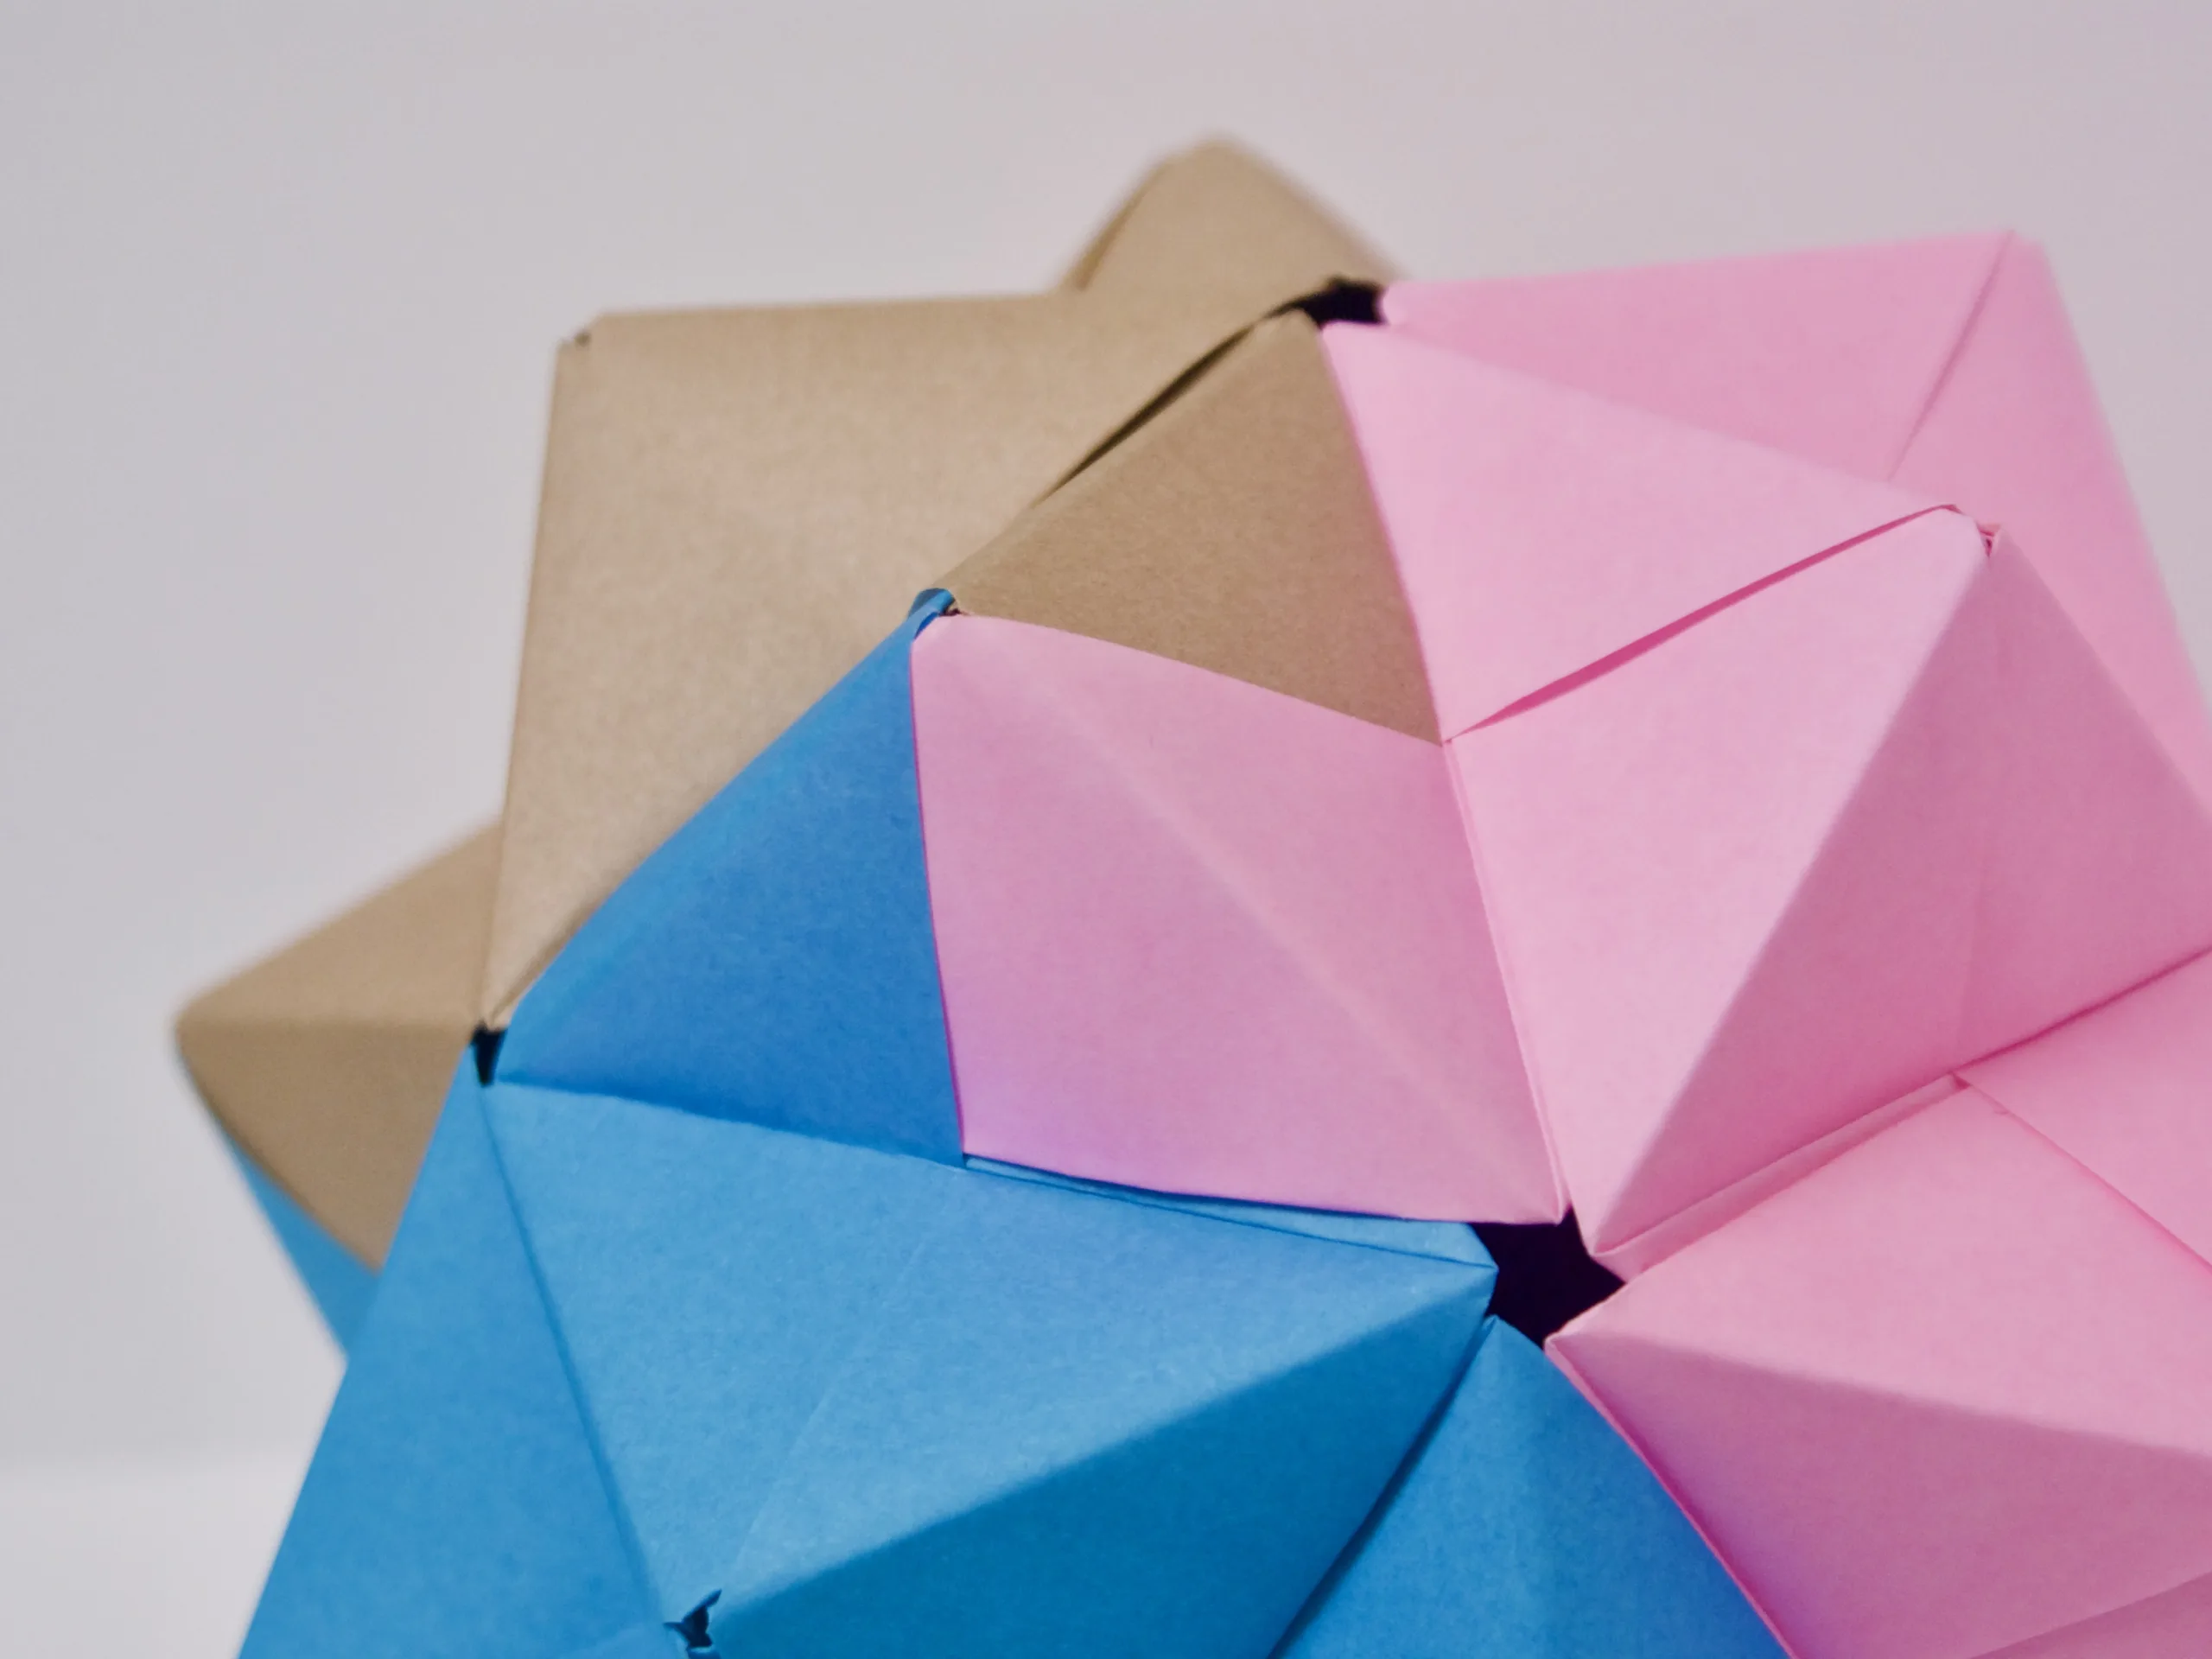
[{"x1": 188, "y1": 147, "x2": 2212, "y2": 1659}]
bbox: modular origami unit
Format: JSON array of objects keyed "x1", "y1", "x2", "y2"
[{"x1": 179, "y1": 144, "x2": 2212, "y2": 1659}]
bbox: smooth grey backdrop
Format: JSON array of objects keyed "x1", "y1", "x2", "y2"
[{"x1": 3, "y1": 0, "x2": 2209, "y2": 1646}]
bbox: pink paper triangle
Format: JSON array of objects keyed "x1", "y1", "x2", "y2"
[
  {"x1": 1966, "y1": 948, "x2": 2212, "y2": 1266},
  {"x1": 1381, "y1": 233, "x2": 2004, "y2": 479},
  {"x1": 1594, "y1": 533, "x2": 2212, "y2": 1255},
  {"x1": 1323, "y1": 322, "x2": 1936, "y2": 737},
  {"x1": 1452, "y1": 512, "x2": 1988, "y2": 1253},
  {"x1": 1956, "y1": 537, "x2": 2212, "y2": 1054},
  {"x1": 1894, "y1": 239, "x2": 2212, "y2": 810},
  {"x1": 1554, "y1": 1090, "x2": 2212, "y2": 1659},
  {"x1": 911, "y1": 613, "x2": 1558, "y2": 1222}
]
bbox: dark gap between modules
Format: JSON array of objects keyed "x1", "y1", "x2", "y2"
[
  {"x1": 1287, "y1": 281, "x2": 1382, "y2": 327},
  {"x1": 1471, "y1": 1212, "x2": 1623, "y2": 1343}
]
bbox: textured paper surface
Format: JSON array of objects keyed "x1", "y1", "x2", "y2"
[
  {"x1": 1554, "y1": 1090, "x2": 2212, "y2": 1659},
  {"x1": 948, "y1": 314, "x2": 1435, "y2": 740},
  {"x1": 499, "y1": 598, "x2": 960, "y2": 1160},
  {"x1": 1282, "y1": 1319, "x2": 1783, "y2": 1658},
  {"x1": 249, "y1": 1065, "x2": 1491, "y2": 1659},
  {"x1": 914, "y1": 613, "x2": 1556, "y2": 1223},
  {"x1": 177, "y1": 823, "x2": 499, "y2": 1267},
  {"x1": 1382, "y1": 235, "x2": 2212, "y2": 807}
]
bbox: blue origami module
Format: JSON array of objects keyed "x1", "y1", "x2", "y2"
[{"x1": 239, "y1": 613, "x2": 1783, "y2": 1659}]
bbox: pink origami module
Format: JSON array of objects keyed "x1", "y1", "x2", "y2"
[{"x1": 910, "y1": 236, "x2": 2212, "y2": 1655}]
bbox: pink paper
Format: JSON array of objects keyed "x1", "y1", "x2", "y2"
[
  {"x1": 1322, "y1": 323, "x2": 1936, "y2": 736},
  {"x1": 1552, "y1": 1088, "x2": 2212, "y2": 1659},
  {"x1": 910, "y1": 613, "x2": 1559, "y2": 1223},
  {"x1": 1966, "y1": 947, "x2": 2212, "y2": 1264},
  {"x1": 1382, "y1": 233, "x2": 2002, "y2": 480},
  {"x1": 1450, "y1": 511, "x2": 1991, "y2": 1256},
  {"x1": 1380, "y1": 235, "x2": 2212, "y2": 808}
]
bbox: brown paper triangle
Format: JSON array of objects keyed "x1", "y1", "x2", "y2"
[
  {"x1": 946, "y1": 314, "x2": 1437, "y2": 741},
  {"x1": 480, "y1": 288, "x2": 1298, "y2": 1020},
  {"x1": 177, "y1": 825, "x2": 499, "y2": 1267},
  {"x1": 1062, "y1": 139, "x2": 1396, "y2": 308}
]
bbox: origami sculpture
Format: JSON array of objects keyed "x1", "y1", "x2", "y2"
[{"x1": 180, "y1": 143, "x2": 2212, "y2": 1657}]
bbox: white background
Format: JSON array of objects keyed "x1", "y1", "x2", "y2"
[{"x1": 5, "y1": 2, "x2": 2210, "y2": 1651}]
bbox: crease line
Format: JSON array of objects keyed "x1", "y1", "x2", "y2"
[{"x1": 1452, "y1": 506, "x2": 1958, "y2": 738}]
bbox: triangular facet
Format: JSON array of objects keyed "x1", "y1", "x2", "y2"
[
  {"x1": 1894, "y1": 239, "x2": 2212, "y2": 809},
  {"x1": 1965, "y1": 949, "x2": 2212, "y2": 1265},
  {"x1": 482, "y1": 288, "x2": 1292, "y2": 1019},
  {"x1": 914, "y1": 613, "x2": 1557, "y2": 1223},
  {"x1": 177, "y1": 823, "x2": 499, "y2": 1266},
  {"x1": 1381, "y1": 234, "x2": 2004, "y2": 479},
  {"x1": 1281, "y1": 1320, "x2": 1783, "y2": 1659},
  {"x1": 1062, "y1": 138, "x2": 1395, "y2": 301},
  {"x1": 482, "y1": 1086, "x2": 962, "y2": 1618},
  {"x1": 242, "y1": 1070, "x2": 648, "y2": 1659},
  {"x1": 948, "y1": 314, "x2": 1437, "y2": 740},
  {"x1": 1452, "y1": 512, "x2": 1986, "y2": 1251},
  {"x1": 1554, "y1": 1092, "x2": 2212, "y2": 1659},
  {"x1": 499, "y1": 601, "x2": 963, "y2": 1162},
  {"x1": 1596, "y1": 537, "x2": 2212, "y2": 1255},
  {"x1": 1323, "y1": 324, "x2": 1937, "y2": 735},
  {"x1": 1959, "y1": 537, "x2": 2212, "y2": 1048},
  {"x1": 708, "y1": 1164, "x2": 1489, "y2": 1659}
]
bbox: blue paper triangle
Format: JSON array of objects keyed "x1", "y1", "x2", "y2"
[
  {"x1": 483, "y1": 1082, "x2": 964, "y2": 1615},
  {"x1": 227, "y1": 1135, "x2": 378, "y2": 1349},
  {"x1": 498, "y1": 595, "x2": 962, "y2": 1161},
  {"x1": 709, "y1": 1161, "x2": 1490, "y2": 1659},
  {"x1": 1277, "y1": 1319, "x2": 1784, "y2": 1658},
  {"x1": 241, "y1": 1068, "x2": 650, "y2": 1659}
]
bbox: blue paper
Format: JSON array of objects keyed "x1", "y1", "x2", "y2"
[
  {"x1": 290, "y1": 1073, "x2": 1487, "y2": 1658},
  {"x1": 497, "y1": 595, "x2": 962, "y2": 1161},
  {"x1": 702, "y1": 1155, "x2": 1490, "y2": 1659},
  {"x1": 242, "y1": 1068, "x2": 652, "y2": 1659},
  {"x1": 969, "y1": 1155, "x2": 1491, "y2": 1268},
  {"x1": 228, "y1": 1136, "x2": 378, "y2": 1349},
  {"x1": 1277, "y1": 1319, "x2": 1784, "y2": 1658},
  {"x1": 485, "y1": 1083, "x2": 963, "y2": 1614},
  {"x1": 550, "y1": 1624, "x2": 689, "y2": 1659}
]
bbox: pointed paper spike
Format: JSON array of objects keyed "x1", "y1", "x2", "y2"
[
  {"x1": 1381, "y1": 234, "x2": 2004, "y2": 480},
  {"x1": 1061, "y1": 138, "x2": 1395, "y2": 300},
  {"x1": 483, "y1": 1086, "x2": 963, "y2": 1617},
  {"x1": 176, "y1": 823, "x2": 499, "y2": 1266},
  {"x1": 1554, "y1": 1092, "x2": 2212, "y2": 1659},
  {"x1": 948, "y1": 314, "x2": 1437, "y2": 740},
  {"x1": 708, "y1": 1165, "x2": 1487, "y2": 1659},
  {"x1": 1587, "y1": 515, "x2": 2006, "y2": 1252},
  {"x1": 1281, "y1": 1320, "x2": 1783, "y2": 1659},
  {"x1": 1965, "y1": 948, "x2": 2212, "y2": 1266},
  {"x1": 1452, "y1": 513, "x2": 1986, "y2": 1252},
  {"x1": 1895, "y1": 238, "x2": 2212, "y2": 808},
  {"x1": 242, "y1": 1069, "x2": 649, "y2": 1659},
  {"x1": 1323, "y1": 324, "x2": 1938, "y2": 735},
  {"x1": 915, "y1": 613, "x2": 1558, "y2": 1224},
  {"x1": 481, "y1": 289, "x2": 1295, "y2": 1020},
  {"x1": 1955, "y1": 537, "x2": 2212, "y2": 1052},
  {"x1": 499, "y1": 602, "x2": 963, "y2": 1161}
]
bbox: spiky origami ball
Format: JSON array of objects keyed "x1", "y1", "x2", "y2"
[{"x1": 194, "y1": 149, "x2": 2212, "y2": 1659}]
